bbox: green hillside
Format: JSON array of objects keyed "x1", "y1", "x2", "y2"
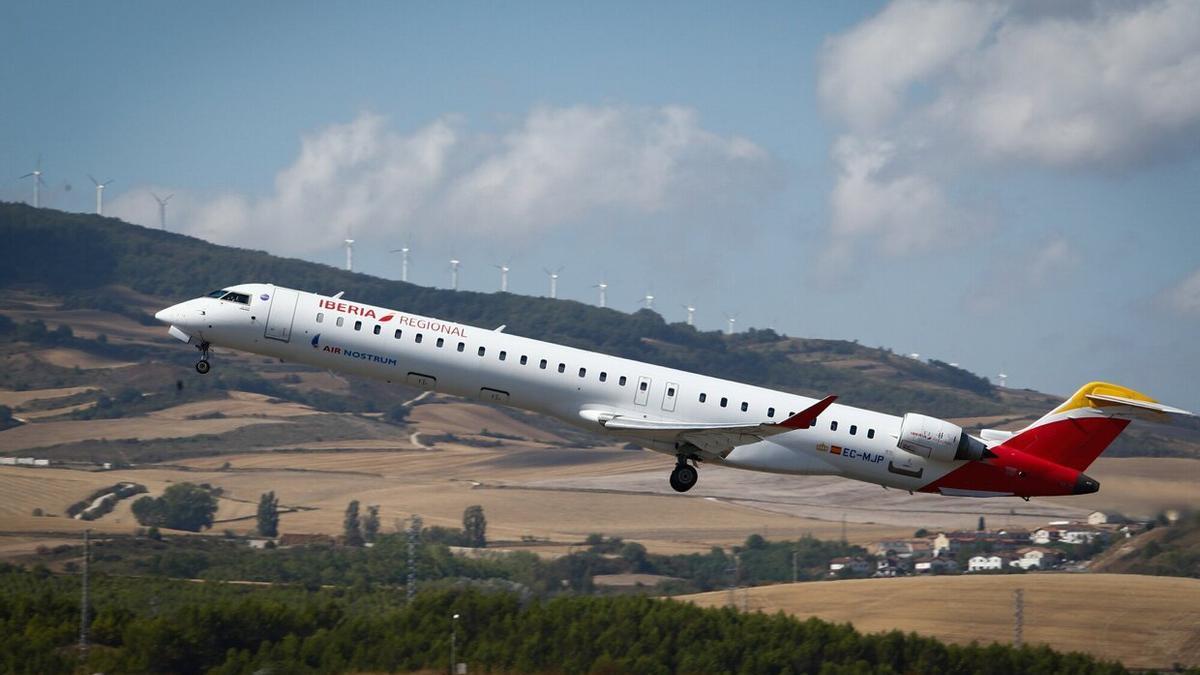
[
  {"x1": 0, "y1": 201, "x2": 1011, "y2": 417},
  {"x1": 0, "y1": 201, "x2": 1196, "y2": 458}
]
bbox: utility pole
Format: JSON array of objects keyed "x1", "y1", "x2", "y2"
[
  {"x1": 793, "y1": 550, "x2": 799, "y2": 583},
  {"x1": 1013, "y1": 588, "x2": 1025, "y2": 648},
  {"x1": 79, "y1": 529, "x2": 91, "y2": 660},
  {"x1": 450, "y1": 612, "x2": 460, "y2": 675},
  {"x1": 407, "y1": 515, "x2": 422, "y2": 603}
]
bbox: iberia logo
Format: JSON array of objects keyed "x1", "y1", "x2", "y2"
[{"x1": 379, "y1": 314, "x2": 395, "y2": 322}]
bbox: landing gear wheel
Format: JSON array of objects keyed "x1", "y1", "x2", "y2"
[
  {"x1": 669, "y1": 462, "x2": 698, "y2": 493},
  {"x1": 194, "y1": 341, "x2": 211, "y2": 375}
]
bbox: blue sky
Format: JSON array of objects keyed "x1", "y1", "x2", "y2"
[{"x1": 3, "y1": 1, "x2": 1199, "y2": 410}]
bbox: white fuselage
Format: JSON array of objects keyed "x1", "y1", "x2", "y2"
[{"x1": 157, "y1": 283, "x2": 963, "y2": 492}]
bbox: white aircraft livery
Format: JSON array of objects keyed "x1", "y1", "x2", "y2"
[{"x1": 155, "y1": 284, "x2": 1193, "y2": 498}]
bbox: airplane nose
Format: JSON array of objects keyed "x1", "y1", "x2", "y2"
[{"x1": 154, "y1": 308, "x2": 171, "y2": 323}]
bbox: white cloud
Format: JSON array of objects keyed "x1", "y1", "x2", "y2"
[
  {"x1": 108, "y1": 106, "x2": 773, "y2": 255},
  {"x1": 818, "y1": 0, "x2": 1200, "y2": 263},
  {"x1": 1161, "y1": 268, "x2": 1200, "y2": 315}
]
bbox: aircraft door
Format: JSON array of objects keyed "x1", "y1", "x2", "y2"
[
  {"x1": 661, "y1": 382, "x2": 679, "y2": 412},
  {"x1": 263, "y1": 287, "x2": 299, "y2": 342},
  {"x1": 634, "y1": 376, "x2": 651, "y2": 406}
]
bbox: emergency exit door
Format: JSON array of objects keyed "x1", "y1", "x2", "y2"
[{"x1": 634, "y1": 376, "x2": 652, "y2": 406}]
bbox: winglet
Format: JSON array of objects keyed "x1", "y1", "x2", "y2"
[{"x1": 777, "y1": 395, "x2": 838, "y2": 429}]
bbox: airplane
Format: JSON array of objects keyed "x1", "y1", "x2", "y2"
[{"x1": 154, "y1": 283, "x2": 1194, "y2": 499}]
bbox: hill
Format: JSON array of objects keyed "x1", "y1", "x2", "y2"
[
  {"x1": 1090, "y1": 510, "x2": 1200, "y2": 578},
  {"x1": 681, "y1": 573, "x2": 1200, "y2": 670},
  {"x1": 0, "y1": 200, "x2": 1196, "y2": 461}
]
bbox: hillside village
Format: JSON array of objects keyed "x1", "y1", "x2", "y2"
[{"x1": 841, "y1": 510, "x2": 1151, "y2": 578}]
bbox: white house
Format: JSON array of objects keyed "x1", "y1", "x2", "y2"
[
  {"x1": 1031, "y1": 528, "x2": 1062, "y2": 545},
  {"x1": 1088, "y1": 511, "x2": 1126, "y2": 526},
  {"x1": 913, "y1": 558, "x2": 959, "y2": 574},
  {"x1": 1011, "y1": 547, "x2": 1059, "y2": 570},
  {"x1": 1060, "y1": 528, "x2": 1104, "y2": 545},
  {"x1": 967, "y1": 555, "x2": 1012, "y2": 572}
]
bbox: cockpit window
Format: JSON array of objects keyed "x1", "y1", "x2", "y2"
[
  {"x1": 220, "y1": 292, "x2": 251, "y2": 305},
  {"x1": 207, "y1": 289, "x2": 228, "y2": 298}
]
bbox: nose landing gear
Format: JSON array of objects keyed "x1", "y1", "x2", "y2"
[
  {"x1": 669, "y1": 458, "x2": 698, "y2": 493},
  {"x1": 195, "y1": 341, "x2": 211, "y2": 374}
]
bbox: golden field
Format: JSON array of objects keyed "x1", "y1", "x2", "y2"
[{"x1": 682, "y1": 574, "x2": 1200, "y2": 670}]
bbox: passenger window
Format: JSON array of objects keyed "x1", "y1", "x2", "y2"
[
  {"x1": 831, "y1": 421, "x2": 838, "y2": 431},
  {"x1": 458, "y1": 342, "x2": 465, "y2": 352},
  {"x1": 768, "y1": 407, "x2": 775, "y2": 418},
  {"x1": 316, "y1": 313, "x2": 324, "y2": 323},
  {"x1": 578, "y1": 367, "x2": 586, "y2": 378},
  {"x1": 415, "y1": 333, "x2": 423, "y2": 344},
  {"x1": 640, "y1": 381, "x2": 648, "y2": 391},
  {"x1": 437, "y1": 338, "x2": 445, "y2": 348},
  {"x1": 741, "y1": 402, "x2": 748, "y2": 412},
  {"x1": 599, "y1": 372, "x2": 607, "y2": 382},
  {"x1": 354, "y1": 320, "x2": 362, "y2": 331},
  {"x1": 558, "y1": 363, "x2": 565, "y2": 373},
  {"x1": 499, "y1": 351, "x2": 507, "y2": 361},
  {"x1": 478, "y1": 346, "x2": 486, "y2": 357},
  {"x1": 619, "y1": 376, "x2": 627, "y2": 386},
  {"x1": 867, "y1": 428, "x2": 875, "y2": 439},
  {"x1": 850, "y1": 425, "x2": 857, "y2": 436},
  {"x1": 394, "y1": 329, "x2": 402, "y2": 339},
  {"x1": 520, "y1": 355, "x2": 528, "y2": 365},
  {"x1": 720, "y1": 397, "x2": 728, "y2": 408},
  {"x1": 667, "y1": 387, "x2": 675, "y2": 396},
  {"x1": 540, "y1": 359, "x2": 547, "y2": 370},
  {"x1": 336, "y1": 317, "x2": 344, "y2": 327},
  {"x1": 373, "y1": 325, "x2": 381, "y2": 335},
  {"x1": 699, "y1": 393, "x2": 707, "y2": 403}
]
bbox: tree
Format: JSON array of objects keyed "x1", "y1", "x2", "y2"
[
  {"x1": 131, "y1": 483, "x2": 217, "y2": 532},
  {"x1": 363, "y1": 505, "x2": 380, "y2": 543},
  {"x1": 0, "y1": 405, "x2": 15, "y2": 429},
  {"x1": 256, "y1": 491, "x2": 280, "y2": 537},
  {"x1": 131, "y1": 495, "x2": 165, "y2": 527},
  {"x1": 463, "y1": 505, "x2": 487, "y2": 548},
  {"x1": 344, "y1": 500, "x2": 364, "y2": 546}
]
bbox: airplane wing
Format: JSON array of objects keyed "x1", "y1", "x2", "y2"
[{"x1": 596, "y1": 395, "x2": 837, "y2": 459}]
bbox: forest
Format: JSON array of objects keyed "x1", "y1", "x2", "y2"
[{"x1": 0, "y1": 563, "x2": 1149, "y2": 675}]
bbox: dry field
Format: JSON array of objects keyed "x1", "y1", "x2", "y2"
[
  {"x1": 0, "y1": 391, "x2": 319, "y2": 452},
  {"x1": 0, "y1": 386, "x2": 97, "y2": 408},
  {"x1": 1042, "y1": 457, "x2": 1200, "y2": 515},
  {"x1": 681, "y1": 574, "x2": 1200, "y2": 670}
]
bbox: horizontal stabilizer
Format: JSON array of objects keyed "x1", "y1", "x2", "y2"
[{"x1": 1085, "y1": 393, "x2": 1193, "y2": 418}]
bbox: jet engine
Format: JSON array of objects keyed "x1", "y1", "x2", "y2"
[{"x1": 897, "y1": 413, "x2": 986, "y2": 462}]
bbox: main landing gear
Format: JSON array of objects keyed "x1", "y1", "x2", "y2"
[
  {"x1": 195, "y1": 341, "x2": 211, "y2": 374},
  {"x1": 669, "y1": 458, "x2": 699, "y2": 493}
]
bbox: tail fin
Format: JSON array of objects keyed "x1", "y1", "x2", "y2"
[{"x1": 997, "y1": 382, "x2": 1193, "y2": 471}]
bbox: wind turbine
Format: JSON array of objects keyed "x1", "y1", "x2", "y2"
[
  {"x1": 19, "y1": 157, "x2": 45, "y2": 208},
  {"x1": 723, "y1": 312, "x2": 738, "y2": 335},
  {"x1": 494, "y1": 264, "x2": 510, "y2": 292},
  {"x1": 151, "y1": 193, "x2": 173, "y2": 231},
  {"x1": 592, "y1": 280, "x2": 608, "y2": 308},
  {"x1": 343, "y1": 237, "x2": 355, "y2": 272},
  {"x1": 682, "y1": 304, "x2": 696, "y2": 326},
  {"x1": 450, "y1": 258, "x2": 461, "y2": 290},
  {"x1": 639, "y1": 292, "x2": 655, "y2": 310},
  {"x1": 388, "y1": 243, "x2": 411, "y2": 282},
  {"x1": 544, "y1": 266, "x2": 563, "y2": 299},
  {"x1": 998, "y1": 371, "x2": 1008, "y2": 388},
  {"x1": 88, "y1": 175, "x2": 113, "y2": 215}
]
